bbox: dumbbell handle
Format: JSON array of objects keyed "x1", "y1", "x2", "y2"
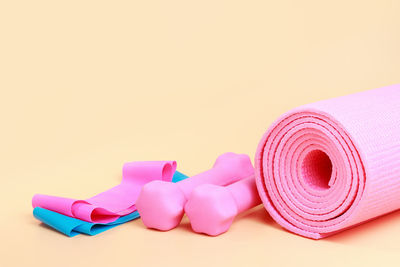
[
  {"x1": 178, "y1": 167, "x2": 245, "y2": 199},
  {"x1": 228, "y1": 176, "x2": 261, "y2": 213}
]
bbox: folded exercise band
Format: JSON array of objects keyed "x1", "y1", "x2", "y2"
[
  {"x1": 33, "y1": 171, "x2": 188, "y2": 237},
  {"x1": 32, "y1": 161, "x2": 177, "y2": 223},
  {"x1": 136, "y1": 152, "x2": 254, "y2": 231},
  {"x1": 185, "y1": 175, "x2": 260, "y2": 236},
  {"x1": 255, "y1": 84, "x2": 400, "y2": 239},
  {"x1": 33, "y1": 207, "x2": 139, "y2": 237}
]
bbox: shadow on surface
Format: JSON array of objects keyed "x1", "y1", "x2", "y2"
[
  {"x1": 324, "y1": 209, "x2": 400, "y2": 242},
  {"x1": 37, "y1": 222, "x2": 69, "y2": 237},
  {"x1": 177, "y1": 206, "x2": 282, "y2": 236},
  {"x1": 236, "y1": 205, "x2": 277, "y2": 226}
]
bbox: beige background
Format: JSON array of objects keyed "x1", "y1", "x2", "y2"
[{"x1": 1, "y1": 1, "x2": 400, "y2": 266}]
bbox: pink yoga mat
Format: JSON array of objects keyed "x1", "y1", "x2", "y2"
[
  {"x1": 32, "y1": 161, "x2": 176, "y2": 223},
  {"x1": 255, "y1": 84, "x2": 400, "y2": 239}
]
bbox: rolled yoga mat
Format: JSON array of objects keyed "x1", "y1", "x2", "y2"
[{"x1": 255, "y1": 84, "x2": 400, "y2": 239}]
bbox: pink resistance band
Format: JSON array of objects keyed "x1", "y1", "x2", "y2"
[
  {"x1": 255, "y1": 84, "x2": 400, "y2": 239},
  {"x1": 32, "y1": 161, "x2": 177, "y2": 223}
]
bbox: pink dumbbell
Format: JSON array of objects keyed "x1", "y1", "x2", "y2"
[
  {"x1": 136, "y1": 152, "x2": 254, "y2": 231},
  {"x1": 185, "y1": 175, "x2": 261, "y2": 236}
]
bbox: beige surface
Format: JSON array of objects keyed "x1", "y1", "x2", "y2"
[{"x1": 1, "y1": 1, "x2": 400, "y2": 266}]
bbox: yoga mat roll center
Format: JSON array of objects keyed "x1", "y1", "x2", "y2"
[{"x1": 255, "y1": 84, "x2": 400, "y2": 239}]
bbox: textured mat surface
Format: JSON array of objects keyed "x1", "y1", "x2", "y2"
[{"x1": 255, "y1": 84, "x2": 400, "y2": 239}]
